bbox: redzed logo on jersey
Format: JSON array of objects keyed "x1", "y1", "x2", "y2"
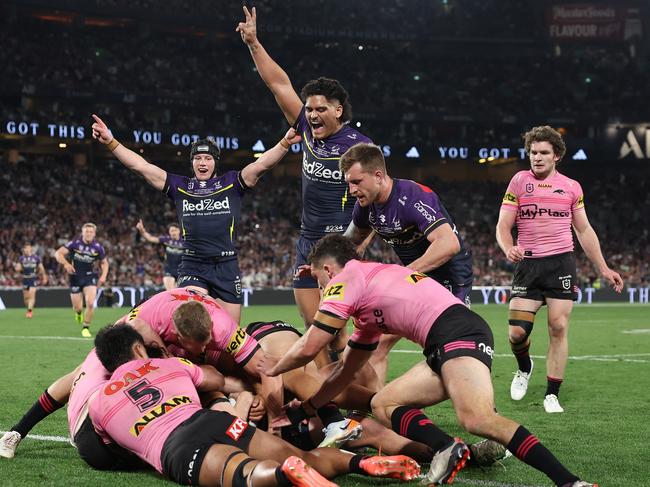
[{"x1": 226, "y1": 416, "x2": 249, "y2": 441}]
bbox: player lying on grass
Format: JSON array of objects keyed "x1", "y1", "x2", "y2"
[
  {"x1": 88, "y1": 324, "x2": 420, "y2": 486},
  {"x1": 257, "y1": 234, "x2": 600, "y2": 487}
]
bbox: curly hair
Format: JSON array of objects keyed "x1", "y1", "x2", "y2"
[
  {"x1": 300, "y1": 77, "x2": 352, "y2": 122},
  {"x1": 523, "y1": 126, "x2": 566, "y2": 162}
]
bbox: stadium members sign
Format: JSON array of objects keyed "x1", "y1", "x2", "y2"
[{"x1": 546, "y1": 3, "x2": 642, "y2": 42}]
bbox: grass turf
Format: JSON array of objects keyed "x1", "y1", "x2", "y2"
[{"x1": 0, "y1": 303, "x2": 648, "y2": 486}]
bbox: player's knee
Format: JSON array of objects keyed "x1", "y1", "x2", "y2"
[
  {"x1": 508, "y1": 310, "x2": 535, "y2": 344},
  {"x1": 457, "y1": 411, "x2": 492, "y2": 437},
  {"x1": 221, "y1": 451, "x2": 256, "y2": 487},
  {"x1": 547, "y1": 318, "x2": 568, "y2": 338}
]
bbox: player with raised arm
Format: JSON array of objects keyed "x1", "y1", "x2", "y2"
[
  {"x1": 92, "y1": 114, "x2": 300, "y2": 323},
  {"x1": 258, "y1": 235, "x2": 599, "y2": 487},
  {"x1": 340, "y1": 143, "x2": 473, "y2": 385},
  {"x1": 88, "y1": 324, "x2": 420, "y2": 486},
  {"x1": 237, "y1": 7, "x2": 373, "y2": 364},
  {"x1": 496, "y1": 126, "x2": 623, "y2": 413},
  {"x1": 15, "y1": 243, "x2": 48, "y2": 318},
  {"x1": 135, "y1": 219, "x2": 184, "y2": 290},
  {"x1": 55, "y1": 222, "x2": 108, "y2": 337}
]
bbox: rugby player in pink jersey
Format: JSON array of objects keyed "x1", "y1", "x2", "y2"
[
  {"x1": 258, "y1": 235, "x2": 599, "y2": 487},
  {"x1": 497, "y1": 126, "x2": 623, "y2": 413},
  {"x1": 119, "y1": 287, "x2": 363, "y2": 447},
  {"x1": 89, "y1": 324, "x2": 420, "y2": 486}
]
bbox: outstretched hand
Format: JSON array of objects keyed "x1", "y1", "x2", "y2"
[
  {"x1": 135, "y1": 219, "x2": 145, "y2": 233},
  {"x1": 236, "y1": 6, "x2": 258, "y2": 46},
  {"x1": 91, "y1": 114, "x2": 114, "y2": 144}
]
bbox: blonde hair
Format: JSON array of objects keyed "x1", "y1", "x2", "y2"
[
  {"x1": 339, "y1": 143, "x2": 386, "y2": 174},
  {"x1": 172, "y1": 301, "x2": 211, "y2": 342},
  {"x1": 82, "y1": 222, "x2": 97, "y2": 230}
]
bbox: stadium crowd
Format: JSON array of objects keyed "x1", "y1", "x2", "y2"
[
  {"x1": 1, "y1": 155, "x2": 648, "y2": 290},
  {"x1": 1, "y1": 4, "x2": 647, "y2": 147}
]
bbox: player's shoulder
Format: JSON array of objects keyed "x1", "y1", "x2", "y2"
[
  {"x1": 397, "y1": 178, "x2": 436, "y2": 198},
  {"x1": 335, "y1": 124, "x2": 373, "y2": 146},
  {"x1": 554, "y1": 170, "x2": 581, "y2": 188}
]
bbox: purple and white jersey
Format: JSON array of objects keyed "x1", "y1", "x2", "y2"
[
  {"x1": 19, "y1": 255, "x2": 41, "y2": 279},
  {"x1": 163, "y1": 171, "x2": 248, "y2": 259},
  {"x1": 64, "y1": 238, "x2": 106, "y2": 276},
  {"x1": 295, "y1": 109, "x2": 372, "y2": 239},
  {"x1": 352, "y1": 179, "x2": 473, "y2": 287}
]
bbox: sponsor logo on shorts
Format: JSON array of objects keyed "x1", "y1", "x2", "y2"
[
  {"x1": 226, "y1": 416, "x2": 249, "y2": 441},
  {"x1": 478, "y1": 342, "x2": 494, "y2": 359},
  {"x1": 187, "y1": 448, "x2": 201, "y2": 481},
  {"x1": 130, "y1": 395, "x2": 192, "y2": 437},
  {"x1": 322, "y1": 283, "x2": 345, "y2": 301},
  {"x1": 559, "y1": 274, "x2": 572, "y2": 290},
  {"x1": 324, "y1": 225, "x2": 344, "y2": 233}
]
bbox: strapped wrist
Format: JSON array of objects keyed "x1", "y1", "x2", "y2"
[
  {"x1": 107, "y1": 139, "x2": 120, "y2": 151},
  {"x1": 279, "y1": 138, "x2": 290, "y2": 150}
]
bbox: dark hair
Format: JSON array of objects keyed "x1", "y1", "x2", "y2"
[
  {"x1": 300, "y1": 77, "x2": 352, "y2": 122},
  {"x1": 167, "y1": 223, "x2": 180, "y2": 231},
  {"x1": 523, "y1": 126, "x2": 566, "y2": 162},
  {"x1": 339, "y1": 143, "x2": 386, "y2": 174},
  {"x1": 308, "y1": 234, "x2": 359, "y2": 268},
  {"x1": 94, "y1": 324, "x2": 145, "y2": 372}
]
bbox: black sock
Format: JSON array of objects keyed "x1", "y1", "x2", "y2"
[
  {"x1": 511, "y1": 339, "x2": 532, "y2": 373},
  {"x1": 507, "y1": 425, "x2": 578, "y2": 486},
  {"x1": 274, "y1": 466, "x2": 292, "y2": 486},
  {"x1": 348, "y1": 454, "x2": 367, "y2": 475},
  {"x1": 545, "y1": 376, "x2": 563, "y2": 397},
  {"x1": 11, "y1": 389, "x2": 64, "y2": 437},
  {"x1": 390, "y1": 406, "x2": 452, "y2": 452},
  {"x1": 316, "y1": 403, "x2": 345, "y2": 426}
]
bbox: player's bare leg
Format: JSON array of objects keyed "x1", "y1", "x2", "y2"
[
  {"x1": 441, "y1": 356, "x2": 582, "y2": 486},
  {"x1": 82, "y1": 285, "x2": 98, "y2": 335},
  {"x1": 544, "y1": 298, "x2": 573, "y2": 412},
  {"x1": 368, "y1": 334, "x2": 401, "y2": 387},
  {"x1": 162, "y1": 276, "x2": 176, "y2": 291},
  {"x1": 294, "y1": 288, "x2": 335, "y2": 368},
  {"x1": 70, "y1": 292, "x2": 85, "y2": 332}
]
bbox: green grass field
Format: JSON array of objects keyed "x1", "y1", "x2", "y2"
[{"x1": 1, "y1": 304, "x2": 649, "y2": 486}]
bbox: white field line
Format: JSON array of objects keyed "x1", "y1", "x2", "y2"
[
  {"x1": 0, "y1": 335, "x2": 648, "y2": 362},
  {"x1": 1, "y1": 431, "x2": 70, "y2": 443}
]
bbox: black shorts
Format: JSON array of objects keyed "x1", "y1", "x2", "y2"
[
  {"x1": 22, "y1": 278, "x2": 36, "y2": 290},
  {"x1": 245, "y1": 321, "x2": 303, "y2": 341},
  {"x1": 281, "y1": 423, "x2": 316, "y2": 451},
  {"x1": 177, "y1": 255, "x2": 242, "y2": 304},
  {"x1": 293, "y1": 236, "x2": 319, "y2": 289},
  {"x1": 510, "y1": 252, "x2": 578, "y2": 302},
  {"x1": 70, "y1": 274, "x2": 98, "y2": 294},
  {"x1": 74, "y1": 415, "x2": 144, "y2": 471},
  {"x1": 161, "y1": 409, "x2": 256, "y2": 486},
  {"x1": 423, "y1": 304, "x2": 495, "y2": 375}
]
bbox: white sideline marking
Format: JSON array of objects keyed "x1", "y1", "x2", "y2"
[
  {"x1": 0, "y1": 336, "x2": 648, "y2": 362},
  {"x1": 623, "y1": 329, "x2": 650, "y2": 334},
  {"x1": 1, "y1": 431, "x2": 70, "y2": 443}
]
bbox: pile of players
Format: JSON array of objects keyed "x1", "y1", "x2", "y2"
[{"x1": 4, "y1": 6, "x2": 624, "y2": 487}]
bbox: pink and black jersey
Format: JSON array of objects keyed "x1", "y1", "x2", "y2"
[
  {"x1": 295, "y1": 109, "x2": 373, "y2": 239},
  {"x1": 318, "y1": 260, "x2": 463, "y2": 349},
  {"x1": 89, "y1": 357, "x2": 204, "y2": 473},
  {"x1": 501, "y1": 170, "x2": 584, "y2": 258},
  {"x1": 67, "y1": 349, "x2": 110, "y2": 439},
  {"x1": 124, "y1": 289, "x2": 259, "y2": 366},
  {"x1": 163, "y1": 171, "x2": 248, "y2": 259}
]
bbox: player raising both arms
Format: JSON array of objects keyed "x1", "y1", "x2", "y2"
[
  {"x1": 92, "y1": 114, "x2": 300, "y2": 323},
  {"x1": 15, "y1": 243, "x2": 48, "y2": 318},
  {"x1": 237, "y1": 7, "x2": 373, "y2": 364},
  {"x1": 135, "y1": 219, "x2": 184, "y2": 290},
  {"x1": 496, "y1": 126, "x2": 623, "y2": 413},
  {"x1": 55, "y1": 222, "x2": 108, "y2": 337}
]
